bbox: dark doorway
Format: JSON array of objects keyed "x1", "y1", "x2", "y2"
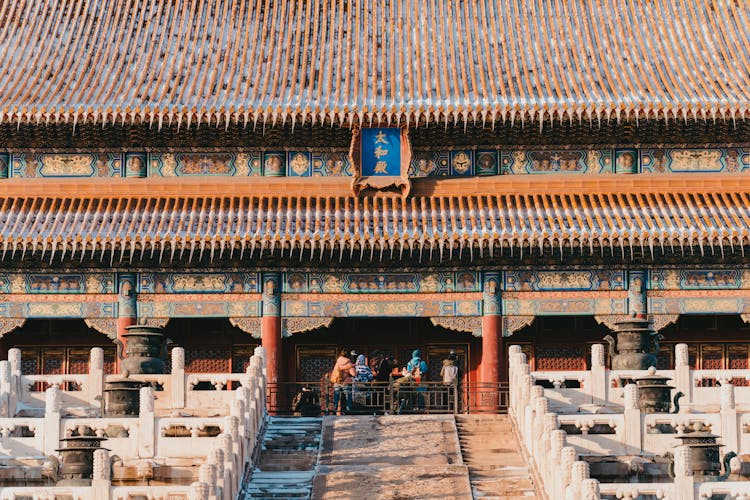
[{"x1": 285, "y1": 317, "x2": 479, "y2": 384}]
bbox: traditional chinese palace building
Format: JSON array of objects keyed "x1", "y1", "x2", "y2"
[{"x1": 0, "y1": 0, "x2": 749, "y2": 395}]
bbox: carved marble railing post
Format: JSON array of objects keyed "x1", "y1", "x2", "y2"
[
  {"x1": 208, "y1": 448, "x2": 226, "y2": 500},
  {"x1": 721, "y1": 383, "x2": 739, "y2": 453},
  {"x1": 171, "y1": 347, "x2": 186, "y2": 409},
  {"x1": 8, "y1": 348, "x2": 21, "y2": 402},
  {"x1": 89, "y1": 347, "x2": 104, "y2": 408},
  {"x1": 532, "y1": 396, "x2": 549, "y2": 462},
  {"x1": 0, "y1": 360, "x2": 10, "y2": 417},
  {"x1": 559, "y1": 446, "x2": 577, "y2": 496},
  {"x1": 590, "y1": 344, "x2": 607, "y2": 405},
  {"x1": 542, "y1": 412, "x2": 559, "y2": 480},
  {"x1": 190, "y1": 481, "x2": 210, "y2": 500},
  {"x1": 92, "y1": 448, "x2": 112, "y2": 500},
  {"x1": 139, "y1": 386, "x2": 155, "y2": 458},
  {"x1": 218, "y1": 433, "x2": 236, "y2": 499},
  {"x1": 524, "y1": 386, "x2": 543, "y2": 451},
  {"x1": 623, "y1": 383, "x2": 642, "y2": 454},
  {"x1": 673, "y1": 444, "x2": 695, "y2": 499},
  {"x1": 44, "y1": 385, "x2": 62, "y2": 455},
  {"x1": 230, "y1": 399, "x2": 247, "y2": 460},
  {"x1": 199, "y1": 463, "x2": 217, "y2": 500},
  {"x1": 550, "y1": 430, "x2": 567, "y2": 497},
  {"x1": 565, "y1": 461, "x2": 592, "y2": 500},
  {"x1": 674, "y1": 343, "x2": 691, "y2": 404}
]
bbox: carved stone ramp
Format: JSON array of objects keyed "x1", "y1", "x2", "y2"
[
  {"x1": 243, "y1": 416, "x2": 323, "y2": 499},
  {"x1": 311, "y1": 414, "x2": 472, "y2": 500},
  {"x1": 455, "y1": 414, "x2": 540, "y2": 499}
]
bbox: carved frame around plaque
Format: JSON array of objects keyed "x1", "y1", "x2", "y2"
[{"x1": 350, "y1": 126, "x2": 412, "y2": 197}]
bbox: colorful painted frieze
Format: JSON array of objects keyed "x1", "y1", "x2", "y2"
[
  {"x1": 138, "y1": 273, "x2": 260, "y2": 293},
  {"x1": 8, "y1": 153, "x2": 124, "y2": 178},
  {"x1": 137, "y1": 295, "x2": 261, "y2": 318},
  {"x1": 0, "y1": 273, "x2": 115, "y2": 294},
  {"x1": 503, "y1": 270, "x2": 625, "y2": 291},
  {"x1": 503, "y1": 296, "x2": 627, "y2": 316},
  {"x1": 409, "y1": 149, "x2": 500, "y2": 177},
  {"x1": 0, "y1": 297, "x2": 115, "y2": 318},
  {"x1": 640, "y1": 148, "x2": 748, "y2": 173},
  {"x1": 501, "y1": 149, "x2": 613, "y2": 174},
  {"x1": 649, "y1": 294, "x2": 748, "y2": 315},
  {"x1": 282, "y1": 297, "x2": 481, "y2": 317},
  {"x1": 282, "y1": 272, "x2": 481, "y2": 293},
  {"x1": 649, "y1": 269, "x2": 749, "y2": 290},
  {"x1": 0, "y1": 153, "x2": 8, "y2": 178}
]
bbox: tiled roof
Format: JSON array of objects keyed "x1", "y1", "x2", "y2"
[
  {"x1": 1, "y1": 1, "x2": 749, "y2": 128},
  {"x1": 0, "y1": 176, "x2": 747, "y2": 263}
]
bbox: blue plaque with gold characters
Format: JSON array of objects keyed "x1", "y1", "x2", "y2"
[{"x1": 361, "y1": 128, "x2": 401, "y2": 176}]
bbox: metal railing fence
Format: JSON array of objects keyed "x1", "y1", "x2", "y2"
[{"x1": 267, "y1": 381, "x2": 509, "y2": 415}]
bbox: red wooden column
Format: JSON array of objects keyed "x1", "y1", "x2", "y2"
[
  {"x1": 480, "y1": 272, "x2": 503, "y2": 385},
  {"x1": 116, "y1": 274, "x2": 138, "y2": 337},
  {"x1": 261, "y1": 272, "x2": 283, "y2": 388}
]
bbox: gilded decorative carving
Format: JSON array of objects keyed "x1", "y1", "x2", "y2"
[
  {"x1": 230, "y1": 317, "x2": 262, "y2": 339},
  {"x1": 282, "y1": 317, "x2": 334, "y2": 337},
  {"x1": 741, "y1": 314, "x2": 750, "y2": 325},
  {"x1": 0, "y1": 318, "x2": 25, "y2": 338},
  {"x1": 503, "y1": 316, "x2": 535, "y2": 336},
  {"x1": 594, "y1": 314, "x2": 630, "y2": 332},
  {"x1": 430, "y1": 317, "x2": 482, "y2": 337},
  {"x1": 649, "y1": 314, "x2": 679, "y2": 333},
  {"x1": 84, "y1": 318, "x2": 118, "y2": 339}
]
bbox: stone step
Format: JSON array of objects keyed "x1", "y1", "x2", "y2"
[{"x1": 242, "y1": 417, "x2": 322, "y2": 500}]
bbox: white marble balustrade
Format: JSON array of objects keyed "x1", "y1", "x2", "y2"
[
  {"x1": 0, "y1": 346, "x2": 267, "y2": 500},
  {"x1": 508, "y1": 344, "x2": 750, "y2": 500}
]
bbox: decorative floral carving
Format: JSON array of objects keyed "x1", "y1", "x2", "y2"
[
  {"x1": 503, "y1": 316, "x2": 535, "y2": 336},
  {"x1": 229, "y1": 317, "x2": 262, "y2": 338},
  {"x1": 0, "y1": 318, "x2": 25, "y2": 338},
  {"x1": 84, "y1": 318, "x2": 118, "y2": 339},
  {"x1": 283, "y1": 317, "x2": 334, "y2": 337},
  {"x1": 430, "y1": 317, "x2": 482, "y2": 337}
]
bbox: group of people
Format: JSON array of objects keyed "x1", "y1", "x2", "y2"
[{"x1": 326, "y1": 348, "x2": 460, "y2": 415}]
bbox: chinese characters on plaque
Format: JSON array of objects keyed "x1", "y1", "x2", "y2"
[
  {"x1": 360, "y1": 128, "x2": 401, "y2": 176},
  {"x1": 351, "y1": 127, "x2": 412, "y2": 196}
]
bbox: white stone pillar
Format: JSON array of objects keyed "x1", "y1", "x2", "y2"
[
  {"x1": 721, "y1": 383, "x2": 739, "y2": 453},
  {"x1": 190, "y1": 481, "x2": 210, "y2": 500},
  {"x1": 673, "y1": 444, "x2": 695, "y2": 499},
  {"x1": 138, "y1": 386, "x2": 155, "y2": 458},
  {"x1": 0, "y1": 360, "x2": 11, "y2": 417},
  {"x1": 565, "y1": 461, "x2": 590, "y2": 500},
  {"x1": 199, "y1": 463, "x2": 218, "y2": 500},
  {"x1": 8, "y1": 348, "x2": 21, "y2": 402},
  {"x1": 218, "y1": 433, "x2": 236, "y2": 499},
  {"x1": 171, "y1": 347, "x2": 186, "y2": 409},
  {"x1": 89, "y1": 348, "x2": 104, "y2": 408},
  {"x1": 209, "y1": 448, "x2": 226, "y2": 500},
  {"x1": 44, "y1": 385, "x2": 62, "y2": 455},
  {"x1": 623, "y1": 383, "x2": 642, "y2": 454},
  {"x1": 92, "y1": 448, "x2": 112, "y2": 500},
  {"x1": 674, "y1": 343, "x2": 691, "y2": 404},
  {"x1": 590, "y1": 344, "x2": 607, "y2": 405}
]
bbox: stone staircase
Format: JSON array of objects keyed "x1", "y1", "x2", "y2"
[
  {"x1": 242, "y1": 416, "x2": 323, "y2": 499},
  {"x1": 455, "y1": 414, "x2": 539, "y2": 499}
]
